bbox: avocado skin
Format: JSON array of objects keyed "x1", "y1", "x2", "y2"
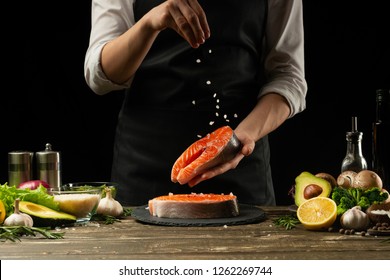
[
  {"x1": 294, "y1": 171, "x2": 332, "y2": 207},
  {"x1": 30, "y1": 216, "x2": 76, "y2": 228},
  {"x1": 19, "y1": 201, "x2": 77, "y2": 228}
]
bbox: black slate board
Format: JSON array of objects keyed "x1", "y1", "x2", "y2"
[{"x1": 131, "y1": 204, "x2": 267, "y2": 227}]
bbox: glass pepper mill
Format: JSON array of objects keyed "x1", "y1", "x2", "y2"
[{"x1": 341, "y1": 116, "x2": 368, "y2": 173}]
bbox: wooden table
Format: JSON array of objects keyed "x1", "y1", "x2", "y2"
[{"x1": 1, "y1": 206, "x2": 389, "y2": 260}]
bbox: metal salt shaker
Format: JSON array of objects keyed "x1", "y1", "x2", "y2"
[
  {"x1": 36, "y1": 143, "x2": 62, "y2": 191},
  {"x1": 8, "y1": 151, "x2": 34, "y2": 187}
]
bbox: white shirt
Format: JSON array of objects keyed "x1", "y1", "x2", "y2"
[{"x1": 84, "y1": 0, "x2": 307, "y2": 117}]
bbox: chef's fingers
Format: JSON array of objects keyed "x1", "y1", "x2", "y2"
[
  {"x1": 167, "y1": 0, "x2": 209, "y2": 48},
  {"x1": 188, "y1": 153, "x2": 245, "y2": 187},
  {"x1": 187, "y1": 0, "x2": 210, "y2": 39}
]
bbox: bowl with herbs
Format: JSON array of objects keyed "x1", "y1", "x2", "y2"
[{"x1": 61, "y1": 182, "x2": 119, "y2": 199}]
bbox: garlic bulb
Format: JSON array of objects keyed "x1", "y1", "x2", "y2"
[
  {"x1": 340, "y1": 206, "x2": 370, "y2": 231},
  {"x1": 96, "y1": 187, "x2": 124, "y2": 217},
  {"x1": 4, "y1": 198, "x2": 34, "y2": 227}
]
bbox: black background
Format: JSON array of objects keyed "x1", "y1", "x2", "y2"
[{"x1": 1, "y1": 1, "x2": 389, "y2": 205}]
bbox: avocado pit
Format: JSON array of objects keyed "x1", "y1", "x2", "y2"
[
  {"x1": 303, "y1": 184, "x2": 323, "y2": 199},
  {"x1": 294, "y1": 171, "x2": 332, "y2": 206}
]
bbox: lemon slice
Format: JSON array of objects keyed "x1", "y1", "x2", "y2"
[
  {"x1": 297, "y1": 197, "x2": 337, "y2": 230},
  {"x1": 0, "y1": 200, "x2": 6, "y2": 224}
]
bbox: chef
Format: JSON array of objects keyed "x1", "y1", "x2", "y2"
[{"x1": 84, "y1": 0, "x2": 307, "y2": 206}]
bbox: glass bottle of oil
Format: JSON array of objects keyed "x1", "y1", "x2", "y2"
[{"x1": 341, "y1": 116, "x2": 368, "y2": 173}]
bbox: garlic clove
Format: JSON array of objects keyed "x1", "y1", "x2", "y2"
[
  {"x1": 340, "y1": 206, "x2": 370, "y2": 231},
  {"x1": 96, "y1": 188, "x2": 124, "y2": 217},
  {"x1": 3, "y1": 198, "x2": 34, "y2": 227}
]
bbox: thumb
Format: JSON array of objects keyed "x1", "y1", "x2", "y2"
[{"x1": 241, "y1": 142, "x2": 255, "y2": 156}]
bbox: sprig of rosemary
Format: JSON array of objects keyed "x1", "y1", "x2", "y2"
[
  {"x1": 0, "y1": 226, "x2": 65, "y2": 242},
  {"x1": 273, "y1": 214, "x2": 300, "y2": 230},
  {"x1": 91, "y1": 207, "x2": 133, "y2": 225},
  {"x1": 91, "y1": 214, "x2": 121, "y2": 224},
  {"x1": 123, "y1": 207, "x2": 133, "y2": 216}
]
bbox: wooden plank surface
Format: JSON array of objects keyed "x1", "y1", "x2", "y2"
[{"x1": 1, "y1": 206, "x2": 389, "y2": 260}]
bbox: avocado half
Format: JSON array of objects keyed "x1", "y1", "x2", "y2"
[
  {"x1": 294, "y1": 171, "x2": 332, "y2": 207},
  {"x1": 19, "y1": 201, "x2": 77, "y2": 227}
]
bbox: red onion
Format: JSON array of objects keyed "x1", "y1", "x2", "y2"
[{"x1": 18, "y1": 180, "x2": 51, "y2": 190}]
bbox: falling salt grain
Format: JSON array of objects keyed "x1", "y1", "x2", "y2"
[
  {"x1": 209, "y1": 121, "x2": 215, "y2": 125},
  {"x1": 215, "y1": 112, "x2": 219, "y2": 117},
  {"x1": 223, "y1": 225, "x2": 228, "y2": 228},
  {"x1": 196, "y1": 59, "x2": 201, "y2": 63},
  {"x1": 213, "y1": 93, "x2": 217, "y2": 98},
  {"x1": 209, "y1": 49, "x2": 212, "y2": 54},
  {"x1": 216, "y1": 99, "x2": 219, "y2": 103},
  {"x1": 206, "y1": 80, "x2": 211, "y2": 85},
  {"x1": 197, "y1": 135, "x2": 202, "y2": 138},
  {"x1": 223, "y1": 114, "x2": 227, "y2": 119},
  {"x1": 216, "y1": 105, "x2": 220, "y2": 109},
  {"x1": 192, "y1": 100, "x2": 196, "y2": 105},
  {"x1": 234, "y1": 113, "x2": 238, "y2": 118}
]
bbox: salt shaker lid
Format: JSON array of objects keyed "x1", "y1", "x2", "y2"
[
  {"x1": 45, "y1": 143, "x2": 53, "y2": 152},
  {"x1": 36, "y1": 143, "x2": 60, "y2": 160},
  {"x1": 37, "y1": 143, "x2": 58, "y2": 153}
]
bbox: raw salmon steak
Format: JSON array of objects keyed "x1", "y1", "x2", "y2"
[
  {"x1": 148, "y1": 193, "x2": 239, "y2": 219},
  {"x1": 171, "y1": 126, "x2": 242, "y2": 185}
]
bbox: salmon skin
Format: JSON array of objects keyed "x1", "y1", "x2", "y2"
[
  {"x1": 171, "y1": 126, "x2": 242, "y2": 185},
  {"x1": 148, "y1": 193, "x2": 239, "y2": 219}
]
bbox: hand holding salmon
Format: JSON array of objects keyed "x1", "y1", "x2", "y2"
[{"x1": 171, "y1": 126, "x2": 242, "y2": 185}]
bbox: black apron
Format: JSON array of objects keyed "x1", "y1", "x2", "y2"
[{"x1": 111, "y1": 0, "x2": 275, "y2": 206}]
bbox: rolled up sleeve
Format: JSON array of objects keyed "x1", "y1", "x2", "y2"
[
  {"x1": 259, "y1": 0, "x2": 307, "y2": 117},
  {"x1": 84, "y1": 0, "x2": 135, "y2": 95}
]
